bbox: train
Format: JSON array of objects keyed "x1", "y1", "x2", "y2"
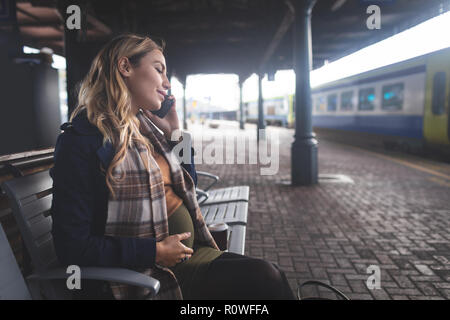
[
  {"x1": 244, "y1": 46, "x2": 450, "y2": 157},
  {"x1": 244, "y1": 95, "x2": 293, "y2": 127}
]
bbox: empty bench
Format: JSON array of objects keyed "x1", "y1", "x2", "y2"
[
  {"x1": 196, "y1": 171, "x2": 249, "y2": 206},
  {"x1": 196, "y1": 171, "x2": 249, "y2": 255}
]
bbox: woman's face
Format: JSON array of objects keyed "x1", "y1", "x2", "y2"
[{"x1": 120, "y1": 49, "x2": 170, "y2": 114}]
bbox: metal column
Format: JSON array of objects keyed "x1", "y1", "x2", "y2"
[
  {"x1": 239, "y1": 76, "x2": 244, "y2": 130},
  {"x1": 257, "y1": 71, "x2": 265, "y2": 140},
  {"x1": 291, "y1": 0, "x2": 318, "y2": 185}
]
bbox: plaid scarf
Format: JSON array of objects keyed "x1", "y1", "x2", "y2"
[{"x1": 104, "y1": 111, "x2": 219, "y2": 300}]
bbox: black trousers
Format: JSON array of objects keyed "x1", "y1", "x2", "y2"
[
  {"x1": 76, "y1": 253, "x2": 296, "y2": 300},
  {"x1": 184, "y1": 252, "x2": 296, "y2": 300}
]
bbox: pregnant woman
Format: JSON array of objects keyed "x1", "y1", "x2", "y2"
[{"x1": 50, "y1": 33, "x2": 295, "y2": 300}]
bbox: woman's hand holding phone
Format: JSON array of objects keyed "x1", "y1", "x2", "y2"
[{"x1": 143, "y1": 95, "x2": 180, "y2": 140}]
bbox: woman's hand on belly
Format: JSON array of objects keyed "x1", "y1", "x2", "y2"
[{"x1": 156, "y1": 232, "x2": 194, "y2": 267}]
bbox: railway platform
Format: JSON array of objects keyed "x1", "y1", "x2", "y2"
[{"x1": 191, "y1": 120, "x2": 450, "y2": 300}]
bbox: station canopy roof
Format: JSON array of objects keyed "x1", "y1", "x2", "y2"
[{"x1": 6, "y1": 0, "x2": 449, "y2": 79}]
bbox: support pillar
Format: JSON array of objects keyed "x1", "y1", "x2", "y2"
[
  {"x1": 238, "y1": 76, "x2": 244, "y2": 130},
  {"x1": 257, "y1": 71, "x2": 265, "y2": 140},
  {"x1": 291, "y1": 0, "x2": 318, "y2": 186},
  {"x1": 59, "y1": 0, "x2": 106, "y2": 116},
  {"x1": 63, "y1": 27, "x2": 81, "y2": 116}
]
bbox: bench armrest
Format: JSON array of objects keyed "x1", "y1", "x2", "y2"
[
  {"x1": 196, "y1": 188, "x2": 209, "y2": 205},
  {"x1": 196, "y1": 171, "x2": 219, "y2": 191},
  {"x1": 27, "y1": 267, "x2": 160, "y2": 299}
]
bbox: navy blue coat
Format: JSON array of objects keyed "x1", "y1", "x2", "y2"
[{"x1": 50, "y1": 111, "x2": 197, "y2": 270}]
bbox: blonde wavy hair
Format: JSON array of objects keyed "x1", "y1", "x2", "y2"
[{"x1": 70, "y1": 34, "x2": 165, "y2": 197}]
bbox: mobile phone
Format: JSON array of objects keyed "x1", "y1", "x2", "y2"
[{"x1": 151, "y1": 95, "x2": 174, "y2": 118}]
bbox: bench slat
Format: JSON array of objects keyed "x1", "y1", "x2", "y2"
[
  {"x1": 201, "y1": 186, "x2": 249, "y2": 205},
  {"x1": 201, "y1": 202, "x2": 248, "y2": 225},
  {"x1": 22, "y1": 194, "x2": 53, "y2": 221},
  {"x1": 30, "y1": 215, "x2": 52, "y2": 242},
  {"x1": 3, "y1": 170, "x2": 53, "y2": 201},
  {"x1": 37, "y1": 237, "x2": 58, "y2": 269}
]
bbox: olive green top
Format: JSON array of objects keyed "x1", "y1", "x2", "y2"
[{"x1": 168, "y1": 203, "x2": 223, "y2": 299}]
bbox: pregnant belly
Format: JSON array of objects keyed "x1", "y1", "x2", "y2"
[{"x1": 167, "y1": 203, "x2": 195, "y2": 249}]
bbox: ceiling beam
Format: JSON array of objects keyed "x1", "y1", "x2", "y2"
[
  {"x1": 16, "y1": 6, "x2": 62, "y2": 33},
  {"x1": 258, "y1": 0, "x2": 295, "y2": 72},
  {"x1": 149, "y1": 26, "x2": 267, "y2": 44},
  {"x1": 18, "y1": 20, "x2": 62, "y2": 28}
]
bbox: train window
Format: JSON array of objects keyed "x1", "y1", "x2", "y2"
[
  {"x1": 317, "y1": 96, "x2": 326, "y2": 112},
  {"x1": 432, "y1": 72, "x2": 446, "y2": 115},
  {"x1": 382, "y1": 83, "x2": 404, "y2": 111},
  {"x1": 358, "y1": 88, "x2": 375, "y2": 111},
  {"x1": 267, "y1": 105, "x2": 276, "y2": 115},
  {"x1": 327, "y1": 94, "x2": 337, "y2": 111},
  {"x1": 340, "y1": 91, "x2": 353, "y2": 111}
]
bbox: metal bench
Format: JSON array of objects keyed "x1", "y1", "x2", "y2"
[
  {"x1": 203, "y1": 202, "x2": 248, "y2": 256},
  {"x1": 225, "y1": 224, "x2": 246, "y2": 255},
  {"x1": 0, "y1": 222, "x2": 162, "y2": 300},
  {"x1": 202, "y1": 201, "x2": 248, "y2": 226},
  {"x1": 196, "y1": 172, "x2": 249, "y2": 256},
  {"x1": 1, "y1": 169, "x2": 249, "y2": 298},
  {"x1": 196, "y1": 171, "x2": 250, "y2": 205},
  {"x1": 0, "y1": 222, "x2": 32, "y2": 299},
  {"x1": 1, "y1": 170, "x2": 160, "y2": 300},
  {"x1": 200, "y1": 186, "x2": 250, "y2": 206}
]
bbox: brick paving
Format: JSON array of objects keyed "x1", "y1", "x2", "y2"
[{"x1": 190, "y1": 121, "x2": 450, "y2": 300}]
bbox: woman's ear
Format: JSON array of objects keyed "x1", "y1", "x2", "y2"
[{"x1": 118, "y1": 56, "x2": 132, "y2": 77}]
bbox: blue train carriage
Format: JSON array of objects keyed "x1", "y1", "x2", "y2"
[
  {"x1": 308, "y1": 46, "x2": 450, "y2": 156},
  {"x1": 244, "y1": 94, "x2": 290, "y2": 127}
]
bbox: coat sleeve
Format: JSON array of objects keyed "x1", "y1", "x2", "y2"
[{"x1": 50, "y1": 132, "x2": 157, "y2": 268}]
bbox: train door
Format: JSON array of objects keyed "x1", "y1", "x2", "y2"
[{"x1": 423, "y1": 48, "x2": 450, "y2": 146}]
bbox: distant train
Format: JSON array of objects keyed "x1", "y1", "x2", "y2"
[
  {"x1": 244, "y1": 95, "x2": 293, "y2": 127},
  {"x1": 245, "y1": 46, "x2": 450, "y2": 156}
]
